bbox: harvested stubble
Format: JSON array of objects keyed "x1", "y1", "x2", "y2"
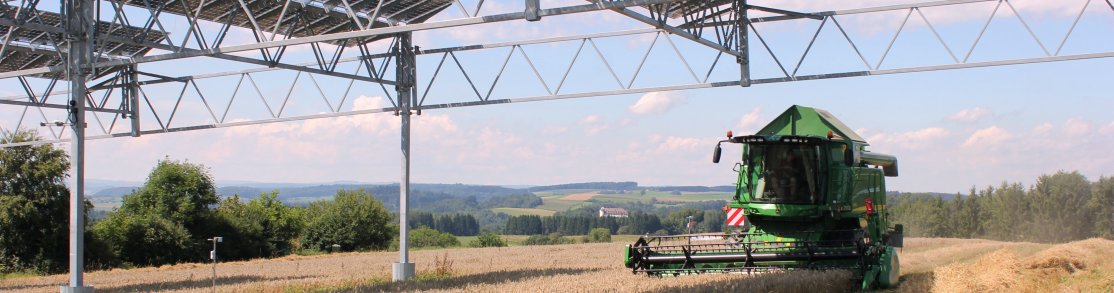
[
  {"x1": 931, "y1": 238, "x2": 1114, "y2": 293},
  {"x1": 2, "y1": 238, "x2": 1112, "y2": 292}
]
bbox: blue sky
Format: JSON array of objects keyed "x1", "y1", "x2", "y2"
[{"x1": 2, "y1": 0, "x2": 1113, "y2": 193}]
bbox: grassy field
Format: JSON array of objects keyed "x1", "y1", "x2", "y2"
[
  {"x1": 535, "y1": 198, "x2": 583, "y2": 212},
  {"x1": 531, "y1": 191, "x2": 731, "y2": 214},
  {"x1": 489, "y1": 208, "x2": 555, "y2": 217},
  {"x1": 495, "y1": 189, "x2": 734, "y2": 216},
  {"x1": 4, "y1": 237, "x2": 1111, "y2": 292}
]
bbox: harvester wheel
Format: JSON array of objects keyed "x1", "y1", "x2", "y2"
[{"x1": 878, "y1": 246, "x2": 901, "y2": 288}]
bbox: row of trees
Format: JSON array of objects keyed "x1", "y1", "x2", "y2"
[
  {"x1": 0, "y1": 131, "x2": 404, "y2": 273},
  {"x1": 504, "y1": 214, "x2": 636, "y2": 235},
  {"x1": 890, "y1": 171, "x2": 1113, "y2": 243},
  {"x1": 410, "y1": 212, "x2": 480, "y2": 236},
  {"x1": 503, "y1": 208, "x2": 733, "y2": 236},
  {"x1": 89, "y1": 160, "x2": 397, "y2": 268}
]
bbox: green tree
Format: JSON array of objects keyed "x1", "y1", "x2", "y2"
[
  {"x1": 93, "y1": 159, "x2": 220, "y2": 266},
  {"x1": 211, "y1": 195, "x2": 263, "y2": 259},
  {"x1": 924, "y1": 197, "x2": 950, "y2": 237},
  {"x1": 302, "y1": 189, "x2": 395, "y2": 251},
  {"x1": 664, "y1": 208, "x2": 704, "y2": 234},
  {"x1": 702, "y1": 210, "x2": 726, "y2": 233},
  {"x1": 0, "y1": 130, "x2": 85, "y2": 273},
  {"x1": 1090, "y1": 176, "x2": 1114, "y2": 239},
  {"x1": 948, "y1": 189, "x2": 983, "y2": 238},
  {"x1": 242, "y1": 191, "x2": 302, "y2": 255},
  {"x1": 1028, "y1": 171, "x2": 1092, "y2": 243},
  {"x1": 118, "y1": 159, "x2": 219, "y2": 231},
  {"x1": 983, "y1": 183, "x2": 1028, "y2": 241}
]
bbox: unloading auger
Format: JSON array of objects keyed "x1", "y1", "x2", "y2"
[{"x1": 624, "y1": 105, "x2": 904, "y2": 290}]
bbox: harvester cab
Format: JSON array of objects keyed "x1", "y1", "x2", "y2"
[{"x1": 624, "y1": 105, "x2": 904, "y2": 290}]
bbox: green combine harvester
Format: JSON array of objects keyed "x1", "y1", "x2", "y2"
[{"x1": 624, "y1": 105, "x2": 904, "y2": 290}]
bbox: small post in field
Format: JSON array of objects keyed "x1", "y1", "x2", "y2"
[{"x1": 207, "y1": 237, "x2": 223, "y2": 293}]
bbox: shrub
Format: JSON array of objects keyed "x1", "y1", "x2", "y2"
[
  {"x1": 585, "y1": 228, "x2": 612, "y2": 243},
  {"x1": 522, "y1": 233, "x2": 574, "y2": 245},
  {"x1": 92, "y1": 213, "x2": 193, "y2": 267},
  {"x1": 469, "y1": 232, "x2": 507, "y2": 247},
  {"x1": 410, "y1": 226, "x2": 460, "y2": 248}
]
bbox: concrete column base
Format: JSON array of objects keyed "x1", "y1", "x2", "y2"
[
  {"x1": 60, "y1": 286, "x2": 94, "y2": 293},
  {"x1": 392, "y1": 262, "x2": 415, "y2": 282}
]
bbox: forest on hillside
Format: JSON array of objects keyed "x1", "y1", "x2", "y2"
[{"x1": 890, "y1": 171, "x2": 1114, "y2": 243}]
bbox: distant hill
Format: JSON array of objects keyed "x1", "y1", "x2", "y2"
[
  {"x1": 527, "y1": 182, "x2": 638, "y2": 192},
  {"x1": 92, "y1": 186, "x2": 138, "y2": 198},
  {"x1": 86, "y1": 179, "x2": 955, "y2": 212},
  {"x1": 649, "y1": 185, "x2": 736, "y2": 192},
  {"x1": 91, "y1": 185, "x2": 268, "y2": 199},
  {"x1": 84, "y1": 179, "x2": 142, "y2": 194},
  {"x1": 87, "y1": 182, "x2": 529, "y2": 212}
]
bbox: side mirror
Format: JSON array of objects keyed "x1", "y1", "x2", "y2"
[{"x1": 712, "y1": 143, "x2": 723, "y2": 163}]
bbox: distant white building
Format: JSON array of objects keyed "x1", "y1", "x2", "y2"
[{"x1": 599, "y1": 207, "x2": 629, "y2": 218}]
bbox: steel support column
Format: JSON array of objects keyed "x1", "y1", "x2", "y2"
[
  {"x1": 126, "y1": 65, "x2": 141, "y2": 137},
  {"x1": 391, "y1": 32, "x2": 416, "y2": 282},
  {"x1": 738, "y1": 0, "x2": 751, "y2": 87},
  {"x1": 61, "y1": 0, "x2": 93, "y2": 292}
]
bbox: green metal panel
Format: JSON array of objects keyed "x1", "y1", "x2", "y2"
[{"x1": 756, "y1": 105, "x2": 867, "y2": 143}]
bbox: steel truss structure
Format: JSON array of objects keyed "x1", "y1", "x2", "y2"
[{"x1": 0, "y1": 0, "x2": 1111, "y2": 290}]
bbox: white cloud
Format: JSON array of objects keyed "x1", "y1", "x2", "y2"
[
  {"x1": 543, "y1": 126, "x2": 568, "y2": 134},
  {"x1": 947, "y1": 107, "x2": 991, "y2": 123},
  {"x1": 1063, "y1": 118, "x2": 1091, "y2": 137},
  {"x1": 654, "y1": 136, "x2": 703, "y2": 154},
  {"x1": 629, "y1": 92, "x2": 685, "y2": 115},
  {"x1": 579, "y1": 114, "x2": 608, "y2": 135},
  {"x1": 1101, "y1": 121, "x2": 1114, "y2": 135},
  {"x1": 1032, "y1": 122, "x2": 1054, "y2": 136},
  {"x1": 736, "y1": 107, "x2": 763, "y2": 133},
  {"x1": 868, "y1": 127, "x2": 950, "y2": 150},
  {"x1": 963, "y1": 126, "x2": 1012, "y2": 148}
]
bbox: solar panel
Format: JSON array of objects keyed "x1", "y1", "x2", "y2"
[
  {"x1": 0, "y1": 5, "x2": 167, "y2": 80},
  {"x1": 651, "y1": 0, "x2": 734, "y2": 19},
  {"x1": 117, "y1": 0, "x2": 453, "y2": 46}
]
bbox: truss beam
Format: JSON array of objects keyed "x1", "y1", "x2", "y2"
[{"x1": 4, "y1": 48, "x2": 1111, "y2": 149}]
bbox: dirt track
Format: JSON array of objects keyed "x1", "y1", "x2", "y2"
[{"x1": 2, "y1": 238, "x2": 1111, "y2": 292}]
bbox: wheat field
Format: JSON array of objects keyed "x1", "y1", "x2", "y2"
[{"x1": 2, "y1": 238, "x2": 1111, "y2": 292}]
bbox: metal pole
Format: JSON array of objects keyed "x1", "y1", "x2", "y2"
[
  {"x1": 391, "y1": 32, "x2": 416, "y2": 282},
  {"x1": 206, "y1": 236, "x2": 221, "y2": 293},
  {"x1": 211, "y1": 239, "x2": 216, "y2": 293},
  {"x1": 62, "y1": 0, "x2": 93, "y2": 291}
]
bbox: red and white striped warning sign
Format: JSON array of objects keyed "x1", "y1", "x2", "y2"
[{"x1": 726, "y1": 207, "x2": 747, "y2": 226}]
